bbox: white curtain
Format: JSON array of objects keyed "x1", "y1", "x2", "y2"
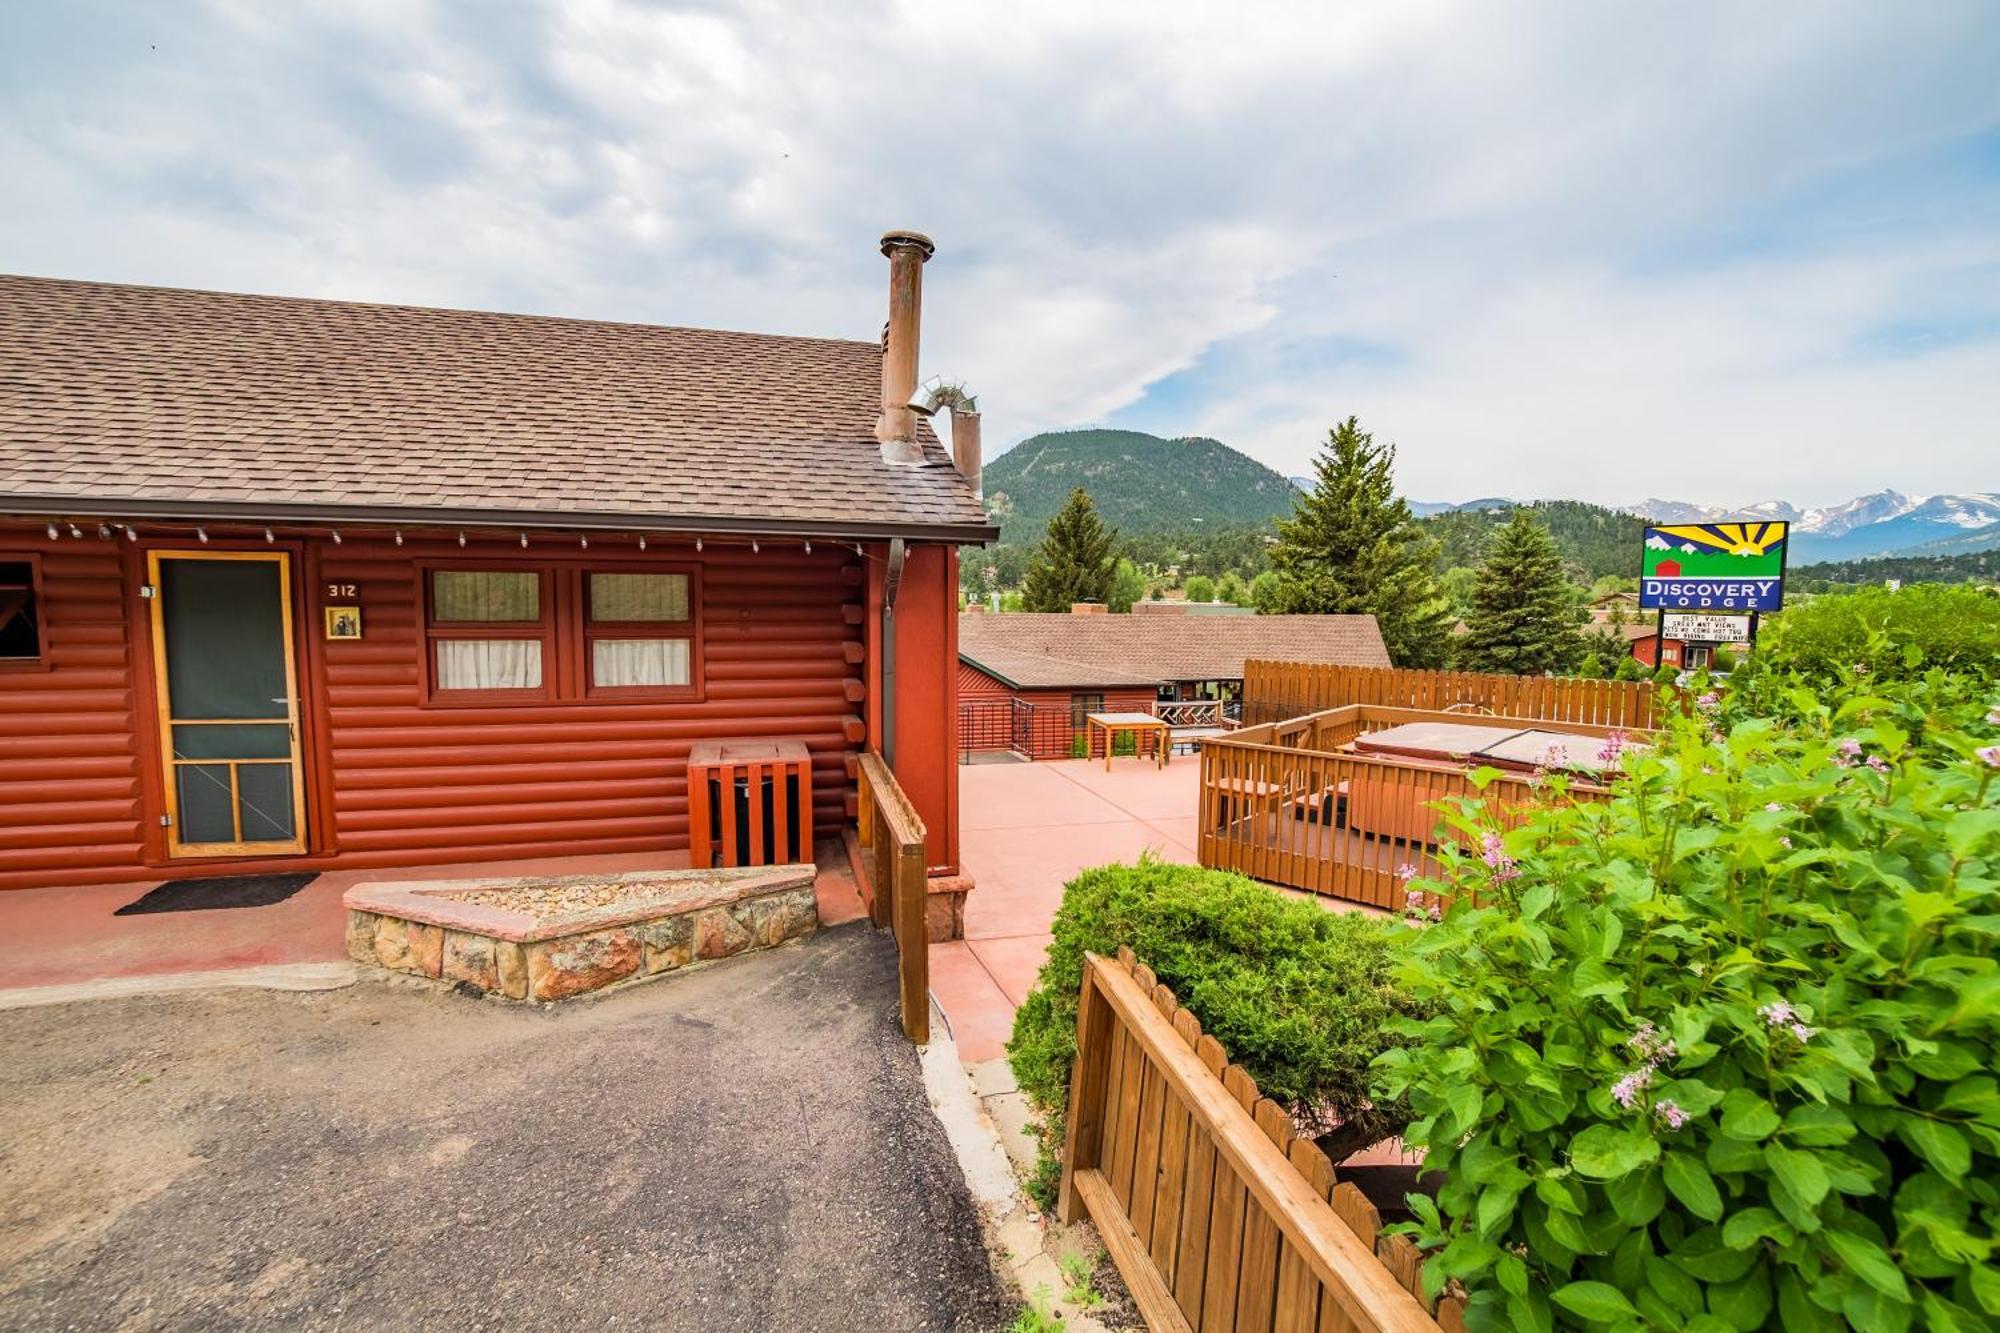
[
  {"x1": 437, "y1": 639, "x2": 543, "y2": 690},
  {"x1": 593, "y1": 638, "x2": 690, "y2": 688}
]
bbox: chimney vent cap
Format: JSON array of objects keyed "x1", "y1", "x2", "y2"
[{"x1": 880, "y1": 229, "x2": 936, "y2": 259}]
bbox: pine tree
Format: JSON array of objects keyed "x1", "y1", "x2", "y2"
[
  {"x1": 1459, "y1": 509, "x2": 1588, "y2": 675},
  {"x1": 1021, "y1": 487, "x2": 1119, "y2": 612},
  {"x1": 1267, "y1": 417, "x2": 1455, "y2": 666}
]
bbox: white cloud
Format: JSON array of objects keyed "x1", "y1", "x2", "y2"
[{"x1": 0, "y1": 0, "x2": 1994, "y2": 506}]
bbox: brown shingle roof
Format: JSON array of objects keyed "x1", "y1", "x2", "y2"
[
  {"x1": 958, "y1": 612, "x2": 1391, "y2": 688},
  {"x1": 0, "y1": 274, "x2": 994, "y2": 539}
]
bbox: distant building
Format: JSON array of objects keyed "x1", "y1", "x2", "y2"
[{"x1": 957, "y1": 608, "x2": 1390, "y2": 759}]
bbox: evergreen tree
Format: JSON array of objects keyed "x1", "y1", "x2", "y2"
[
  {"x1": 1021, "y1": 487, "x2": 1119, "y2": 612},
  {"x1": 1459, "y1": 509, "x2": 1588, "y2": 675},
  {"x1": 1268, "y1": 416, "x2": 1455, "y2": 666}
]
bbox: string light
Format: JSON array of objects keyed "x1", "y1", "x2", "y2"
[
  {"x1": 45, "y1": 523, "x2": 58, "y2": 540},
  {"x1": 458, "y1": 532, "x2": 467, "y2": 548},
  {"x1": 696, "y1": 537, "x2": 703, "y2": 553},
  {"x1": 579, "y1": 534, "x2": 588, "y2": 549},
  {"x1": 520, "y1": 533, "x2": 529, "y2": 548},
  {"x1": 98, "y1": 524, "x2": 112, "y2": 539},
  {"x1": 197, "y1": 527, "x2": 209, "y2": 544},
  {"x1": 751, "y1": 539, "x2": 760, "y2": 554},
  {"x1": 804, "y1": 539, "x2": 812, "y2": 555},
  {"x1": 637, "y1": 535, "x2": 647, "y2": 551},
  {"x1": 394, "y1": 530, "x2": 404, "y2": 547},
  {"x1": 331, "y1": 530, "x2": 342, "y2": 545},
  {"x1": 264, "y1": 527, "x2": 275, "y2": 544},
  {"x1": 124, "y1": 526, "x2": 137, "y2": 542},
  {"x1": 68, "y1": 524, "x2": 83, "y2": 539}
]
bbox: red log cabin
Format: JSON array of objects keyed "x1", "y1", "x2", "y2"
[{"x1": 0, "y1": 231, "x2": 996, "y2": 897}]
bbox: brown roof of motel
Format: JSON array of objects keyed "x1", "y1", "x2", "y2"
[
  {"x1": 958, "y1": 612, "x2": 1392, "y2": 688},
  {"x1": 0, "y1": 274, "x2": 994, "y2": 540}
]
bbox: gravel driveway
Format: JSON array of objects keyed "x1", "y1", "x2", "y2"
[{"x1": 0, "y1": 924, "x2": 1011, "y2": 1331}]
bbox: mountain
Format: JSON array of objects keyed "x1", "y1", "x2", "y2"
[
  {"x1": 1909, "y1": 520, "x2": 2000, "y2": 556},
  {"x1": 984, "y1": 429, "x2": 1297, "y2": 543},
  {"x1": 1625, "y1": 491, "x2": 2000, "y2": 563}
]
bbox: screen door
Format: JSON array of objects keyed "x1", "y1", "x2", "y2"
[{"x1": 148, "y1": 551, "x2": 307, "y2": 856}]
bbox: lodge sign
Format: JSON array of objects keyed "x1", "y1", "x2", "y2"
[{"x1": 1638, "y1": 521, "x2": 1788, "y2": 612}]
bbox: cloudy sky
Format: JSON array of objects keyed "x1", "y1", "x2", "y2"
[{"x1": 4, "y1": 1, "x2": 1996, "y2": 507}]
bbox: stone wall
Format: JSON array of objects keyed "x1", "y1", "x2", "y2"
[{"x1": 348, "y1": 883, "x2": 818, "y2": 1003}]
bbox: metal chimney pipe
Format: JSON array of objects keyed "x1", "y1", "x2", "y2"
[
  {"x1": 949, "y1": 404, "x2": 981, "y2": 499},
  {"x1": 875, "y1": 229, "x2": 934, "y2": 465}
]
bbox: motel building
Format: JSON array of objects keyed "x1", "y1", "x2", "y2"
[{"x1": 0, "y1": 234, "x2": 996, "y2": 910}]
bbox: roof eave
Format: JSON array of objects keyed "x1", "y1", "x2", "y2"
[
  {"x1": 0, "y1": 493, "x2": 1001, "y2": 546},
  {"x1": 957, "y1": 650, "x2": 1164, "y2": 691}
]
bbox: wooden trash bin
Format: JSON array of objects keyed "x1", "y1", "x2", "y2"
[{"x1": 688, "y1": 739, "x2": 815, "y2": 868}]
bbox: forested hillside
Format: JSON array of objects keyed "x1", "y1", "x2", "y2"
[
  {"x1": 981, "y1": 429, "x2": 1297, "y2": 544},
  {"x1": 1420, "y1": 500, "x2": 1647, "y2": 582}
]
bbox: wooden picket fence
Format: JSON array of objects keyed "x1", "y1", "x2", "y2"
[
  {"x1": 853, "y1": 751, "x2": 929, "y2": 1044},
  {"x1": 1242, "y1": 662, "x2": 1656, "y2": 730},
  {"x1": 1199, "y1": 705, "x2": 1621, "y2": 908},
  {"x1": 1060, "y1": 947, "x2": 1463, "y2": 1333}
]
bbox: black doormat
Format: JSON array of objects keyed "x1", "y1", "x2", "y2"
[{"x1": 114, "y1": 872, "x2": 320, "y2": 916}]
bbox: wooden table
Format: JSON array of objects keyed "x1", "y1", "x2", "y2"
[{"x1": 1085, "y1": 712, "x2": 1170, "y2": 770}]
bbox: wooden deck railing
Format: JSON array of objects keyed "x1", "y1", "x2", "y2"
[
  {"x1": 1200, "y1": 705, "x2": 1619, "y2": 907},
  {"x1": 1243, "y1": 662, "x2": 1657, "y2": 730},
  {"x1": 854, "y1": 752, "x2": 929, "y2": 1045},
  {"x1": 1060, "y1": 948, "x2": 1461, "y2": 1333}
]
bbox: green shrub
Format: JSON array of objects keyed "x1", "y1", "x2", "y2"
[
  {"x1": 1184, "y1": 574, "x2": 1216, "y2": 603},
  {"x1": 1008, "y1": 858, "x2": 1423, "y2": 1208},
  {"x1": 1374, "y1": 677, "x2": 2000, "y2": 1330},
  {"x1": 1710, "y1": 645, "x2": 1739, "y2": 674},
  {"x1": 1068, "y1": 733, "x2": 1088, "y2": 760},
  {"x1": 1652, "y1": 660, "x2": 1680, "y2": 686},
  {"x1": 1762, "y1": 584, "x2": 2000, "y2": 687},
  {"x1": 1614, "y1": 654, "x2": 1649, "y2": 682}
]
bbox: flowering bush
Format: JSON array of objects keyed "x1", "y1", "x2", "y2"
[{"x1": 1373, "y1": 678, "x2": 2000, "y2": 1330}]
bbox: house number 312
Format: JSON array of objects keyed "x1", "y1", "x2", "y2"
[{"x1": 326, "y1": 583, "x2": 358, "y2": 598}]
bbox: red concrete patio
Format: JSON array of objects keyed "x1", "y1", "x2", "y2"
[
  {"x1": 933, "y1": 758, "x2": 1204, "y2": 1062},
  {"x1": 0, "y1": 846, "x2": 867, "y2": 995}
]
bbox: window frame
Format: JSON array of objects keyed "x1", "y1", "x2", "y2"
[
  {"x1": 1070, "y1": 692, "x2": 1105, "y2": 729},
  {"x1": 0, "y1": 552, "x2": 49, "y2": 672},
  {"x1": 579, "y1": 564, "x2": 703, "y2": 702},
  {"x1": 418, "y1": 563, "x2": 557, "y2": 705},
  {"x1": 415, "y1": 559, "x2": 704, "y2": 708}
]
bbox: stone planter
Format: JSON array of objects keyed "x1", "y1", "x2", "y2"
[{"x1": 344, "y1": 865, "x2": 818, "y2": 1002}]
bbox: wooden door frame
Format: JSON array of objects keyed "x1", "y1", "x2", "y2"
[{"x1": 146, "y1": 548, "x2": 310, "y2": 858}]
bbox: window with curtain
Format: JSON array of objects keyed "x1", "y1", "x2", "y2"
[
  {"x1": 1070, "y1": 692, "x2": 1105, "y2": 728},
  {"x1": 586, "y1": 571, "x2": 696, "y2": 694},
  {"x1": 425, "y1": 569, "x2": 550, "y2": 697},
  {"x1": 420, "y1": 563, "x2": 701, "y2": 705}
]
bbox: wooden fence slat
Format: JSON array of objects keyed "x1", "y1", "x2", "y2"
[
  {"x1": 1068, "y1": 954, "x2": 1441, "y2": 1333},
  {"x1": 1242, "y1": 661, "x2": 1655, "y2": 731}
]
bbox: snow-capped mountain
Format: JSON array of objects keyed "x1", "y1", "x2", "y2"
[{"x1": 1627, "y1": 491, "x2": 2000, "y2": 562}]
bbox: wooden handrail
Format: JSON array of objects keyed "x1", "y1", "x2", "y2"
[
  {"x1": 854, "y1": 751, "x2": 929, "y2": 1044},
  {"x1": 1061, "y1": 951, "x2": 1447, "y2": 1332},
  {"x1": 1243, "y1": 662, "x2": 1657, "y2": 731}
]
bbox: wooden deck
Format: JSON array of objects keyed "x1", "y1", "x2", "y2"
[{"x1": 1198, "y1": 704, "x2": 1627, "y2": 908}]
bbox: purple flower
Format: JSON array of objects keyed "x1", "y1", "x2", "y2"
[
  {"x1": 1696, "y1": 692, "x2": 1719, "y2": 712},
  {"x1": 1610, "y1": 1066, "x2": 1653, "y2": 1110},
  {"x1": 1628, "y1": 1022, "x2": 1676, "y2": 1063},
  {"x1": 1779, "y1": 836, "x2": 1793, "y2": 850},
  {"x1": 1764, "y1": 801, "x2": 1784, "y2": 813},
  {"x1": 1404, "y1": 889, "x2": 1426, "y2": 913},
  {"x1": 1979, "y1": 745, "x2": 2000, "y2": 769},
  {"x1": 1758, "y1": 1000, "x2": 1796, "y2": 1027},
  {"x1": 1835, "y1": 738, "x2": 1863, "y2": 769},
  {"x1": 1654, "y1": 1100, "x2": 1688, "y2": 1130},
  {"x1": 1540, "y1": 743, "x2": 1569, "y2": 768},
  {"x1": 1866, "y1": 755, "x2": 1890, "y2": 773},
  {"x1": 1986, "y1": 706, "x2": 2000, "y2": 726},
  {"x1": 1428, "y1": 904, "x2": 1442, "y2": 921},
  {"x1": 1597, "y1": 730, "x2": 1629, "y2": 766},
  {"x1": 1395, "y1": 863, "x2": 1419, "y2": 884},
  {"x1": 1790, "y1": 1022, "x2": 1815, "y2": 1043}
]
